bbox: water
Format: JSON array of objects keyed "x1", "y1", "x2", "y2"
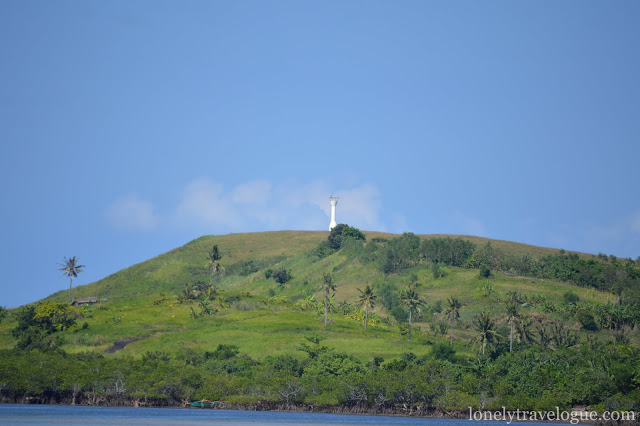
[{"x1": 0, "y1": 404, "x2": 571, "y2": 425}]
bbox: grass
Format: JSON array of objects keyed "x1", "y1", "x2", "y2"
[{"x1": 0, "y1": 230, "x2": 630, "y2": 361}]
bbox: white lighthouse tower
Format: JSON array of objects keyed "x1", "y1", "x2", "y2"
[{"x1": 329, "y1": 195, "x2": 339, "y2": 230}]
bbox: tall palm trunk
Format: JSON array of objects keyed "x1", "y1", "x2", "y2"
[
  {"x1": 450, "y1": 317, "x2": 455, "y2": 344},
  {"x1": 364, "y1": 306, "x2": 369, "y2": 331},
  {"x1": 324, "y1": 289, "x2": 329, "y2": 327},
  {"x1": 69, "y1": 277, "x2": 73, "y2": 304},
  {"x1": 408, "y1": 308, "x2": 412, "y2": 341},
  {"x1": 510, "y1": 321, "x2": 514, "y2": 352}
]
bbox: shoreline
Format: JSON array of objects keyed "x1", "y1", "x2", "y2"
[
  {"x1": 3, "y1": 393, "x2": 631, "y2": 425},
  {"x1": 0, "y1": 392, "x2": 472, "y2": 420}
]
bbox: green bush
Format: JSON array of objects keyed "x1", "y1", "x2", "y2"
[
  {"x1": 272, "y1": 268, "x2": 293, "y2": 285},
  {"x1": 478, "y1": 266, "x2": 492, "y2": 278},
  {"x1": 563, "y1": 291, "x2": 580, "y2": 305},
  {"x1": 577, "y1": 311, "x2": 598, "y2": 331},
  {"x1": 432, "y1": 262, "x2": 447, "y2": 278}
]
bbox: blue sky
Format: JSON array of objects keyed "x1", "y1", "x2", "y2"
[{"x1": 1, "y1": 1, "x2": 639, "y2": 308}]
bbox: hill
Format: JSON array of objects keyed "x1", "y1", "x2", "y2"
[
  {"x1": 1, "y1": 230, "x2": 638, "y2": 413},
  {"x1": 0, "y1": 231, "x2": 628, "y2": 358}
]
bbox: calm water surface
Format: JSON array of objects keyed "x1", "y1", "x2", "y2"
[{"x1": 0, "y1": 404, "x2": 571, "y2": 425}]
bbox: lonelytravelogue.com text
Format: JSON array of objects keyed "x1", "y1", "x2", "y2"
[{"x1": 468, "y1": 406, "x2": 637, "y2": 424}]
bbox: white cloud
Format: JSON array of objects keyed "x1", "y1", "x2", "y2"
[
  {"x1": 173, "y1": 177, "x2": 385, "y2": 232},
  {"x1": 270, "y1": 180, "x2": 384, "y2": 231},
  {"x1": 176, "y1": 177, "x2": 240, "y2": 228},
  {"x1": 331, "y1": 183, "x2": 383, "y2": 231},
  {"x1": 109, "y1": 178, "x2": 388, "y2": 233},
  {"x1": 390, "y1": 213, "x2": 409, "y2": 233},
  {"x1": 105, "y1": 195, "x2": 159, "y2": 231},
  {"x1": 231, "y1": 180, "x2": 272, "y2": 205},
  {"x1": 582, "y1": 211, "x2": 640, "y2": 250}
]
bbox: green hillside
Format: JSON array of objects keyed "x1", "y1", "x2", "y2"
[
  {"x1": 0, "y1": 231, "x2": 629, "y2": 357},
  {"x1": 1, "y1": 230, "x2": 638, "y2": 412}
]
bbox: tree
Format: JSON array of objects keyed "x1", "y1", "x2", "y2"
[
  {"x1": 327, "y1": 224, "x2": 365, "y2": 250},
  {"x1": 59, "y1": 256, "x2": 84, "y2": 305},
  {"x1": 563, "y1": 291, "x2": 579, "y2": 305},
  {"x1": 356, "y1": 285, "x2": 377, "y2": 331},
  {"x1": 399, "y1": 287, "x2": 425, "y2": 341},
  {"x1": 537, "y1": 326, "x2": 552, "y2": 348},
  {"x1": 377, "y1": 233, "x2": 421, "y2": 274},
  {"x1": 321, "y1": 273, "x2": 335, "y2": 327},
  {"x1": 444, "y1": 297, "x2": 463, "y2": 345},
  {"x1": 273, "y1": 268, "x2": 293, "y2": 285},
  {"x1": 34, "y1": 302, "x2": 81, "y2": 333},
  {"x1": 12, "y1": 302, "x2": 81, "y2": 350},
  {"x1": 515, "y1": 316, "x2": 536, "y2": 345},
  {"x1": 473, "y1": 311, "x2": 499, "y2": 356},
  {"x1": 432, "y1": 262, "x2": 446, "y2": 278},
  {"x1": 505, "y1": 303, "x2": 519, "y2": 352},
  {"x1": 342, "y1": 226, "x2": 366, "y2": 241},
  {"x1": 206, "y1": 245, "x2": 223, "y2": 287}
]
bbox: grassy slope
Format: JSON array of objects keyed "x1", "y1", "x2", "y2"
[{"x1": 0, "y1": 231, "x2": 621, "y2": 361}]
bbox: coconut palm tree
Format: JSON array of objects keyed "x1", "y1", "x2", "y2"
[
  {"x1": 515, "y1": 316, "x2": 536, "y2": 346},
  {"x1": 506, "y1": 303, "x2": 519, "y2": 352},
  {"x1": 206, "y1": 245, "x2": 223, "y2": 287},
  {"x1": 472, "y1": 311, "x2": 500, "y2": 356},
  {"x1": 321, "y1": 273, "x2": 335, "y2": 327},
  {"x1": 445, "y1": 297, "x2": 463, "y2": 345},
  {"x1": 356, "y1": 285, "x2": 377, "y2": 331},
  {"x1": 537, "y1": 326, "x2": 552, "y2": 348},
  {"x1": 337, "y1": 300, "x2": 352, "y2": 315},
  {"x1": 400, "y1": 287, "x2": 425, "y2": 341},
  {"x1": 59, "y1": 256, "x2": 85, "y2": 305}
]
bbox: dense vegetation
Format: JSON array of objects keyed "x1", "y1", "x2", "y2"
[{"x1": 0, "y1": 229, "x2": 638, "y2": 414}]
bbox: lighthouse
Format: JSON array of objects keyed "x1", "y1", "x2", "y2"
[{"x1": 329, "y1": 196, "x2": 339, "y2": 230}]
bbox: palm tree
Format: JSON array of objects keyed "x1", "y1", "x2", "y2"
[
  {"x1": 400, "y1": 287, "x2": 425, "y2": 341},
  {"x1": 444, "y1": 297, "x2": 463, "y2": 345},
  {"x1": 59, "y1": 256, "x2": 85, "y2": 305},
  {"x1": 337, "y1": 300, "x2": 352, "y2": 315},
  {"x1": 515, "y1": 316, "x2": 536, "y2": 345},
  {"x1": 505, "y1": 290, "x2": 522, "y2": 304},
  {"x1": 356, "y1": 285, "x2": 377, "y2": 331},
  {"x1": 537, "y1": 326, "x2": 552, "y2": 348},
  {"x1": 203, "y1": 285, "x2": 219, "y2": 302},
  {"x1": 206, "y1": 245, "x2": 223, "y2": 287},
  {"x1": 473, "y1": 311, "x2": 500, "y2": 356},
  {"x1": 506, "y1": 303, "x2": 519, "y2": 352},
  {"x1": 321, "y1": 273, "x2": 335, "y2": 327}
]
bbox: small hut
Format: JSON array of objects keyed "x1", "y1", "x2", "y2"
[{"x1": 71, "y1": 297, "x2": 98, "y2": 306}]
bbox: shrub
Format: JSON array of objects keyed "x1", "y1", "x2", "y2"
[
  {"x1": 328, "y1": 224, "x2": 366, "y2": 250},
  {"x1": 272, "y1": 268, "x2": 293, "y2": 285},
  {"x1": 577, "y1": 311, "x2": 598, "y2": 331},
  {"x1": 432, "y1": 300, "x2": 443, "y2": 314},
  {"x1": 432, "y1": 343, "x2": 456, "y2": 361},
  {"x1": 563, "y1": 291, "x2": 579, "y2": 305},
  {"x1": 432, "y1": 262, "x2": 447, "y2": 278},
  {"x1": 478, "y1": 266, "x2": 492, "y2": 278}
]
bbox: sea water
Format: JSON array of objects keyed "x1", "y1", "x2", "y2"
[{"x1": 0, "y1": 404, "x2": 572, "y2": 425}]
